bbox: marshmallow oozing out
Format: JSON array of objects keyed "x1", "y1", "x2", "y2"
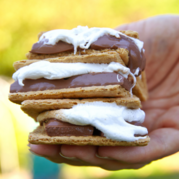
[
  {"x1": 13, "y1": 61, "x2": 134, "y2": 86},
  {"x1": 38, "y1": 102, "x2": 148, "y2": 142},
  {"x1": 38, "y1": 26, "x2": 144, "y2": 54}
]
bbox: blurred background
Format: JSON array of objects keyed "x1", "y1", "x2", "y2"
[{"x1": 0, "y1": 0, "x2": 179, "y2": 178}]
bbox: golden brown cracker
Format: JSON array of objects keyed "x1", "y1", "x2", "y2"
[
  {"x1": 21, "y1": 97, "x2": 141, "y2": 120},
  {"x1": 120, "y1": 30, "x2": 139, "y2": 39},
  {"x1": 9, "y1": 85, "x2": 131, "y2": 104},
  {"x1": 26, "y1": 48, "x2": 129, "y2": 66},
  {"x1": 29, "y1": 126, "x2": 150, "y2": 146},
  {"x1": 14, "y1": 51, "x2": 125, "y2": 70},
  {"x1": 132, "y1": 71, "x2": 148, "y2": 101}
]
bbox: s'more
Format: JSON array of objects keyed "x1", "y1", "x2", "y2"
[{"x1": 9, "y1": 26, "x2": 150, "y2": 146}]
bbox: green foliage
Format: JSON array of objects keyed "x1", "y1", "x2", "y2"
[{"x1": 0, "y1": 0, "x2": 178, "y2": 76}]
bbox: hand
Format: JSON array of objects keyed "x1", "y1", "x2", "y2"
[{"x1": 29, "y1": 15, "x2": 179, "y2": 170}]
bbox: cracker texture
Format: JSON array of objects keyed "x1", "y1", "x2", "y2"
[
  {"x1": 133, "y1": 71, "x2": 148, "y2": 101},
  {"x1": 21, "y1": 97, "x2": 141, "y2": 121},
  {"x1": 9, "y1": 85, "x2": 131, "y2": 104},
  {"x1": 29, "y1": 126, "x2": 150, "y2": 146},
  {"x1": 14, "y1": 51, "x2": 125, "y2": 70},
  {"x1": 26, "y1": 48, "x2": 129, "y2": 65}
]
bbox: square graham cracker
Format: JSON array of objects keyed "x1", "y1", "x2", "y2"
[{"x1": 29, "y1": 126, "x2": 150, "y2": 146}]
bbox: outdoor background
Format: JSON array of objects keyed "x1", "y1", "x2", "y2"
[{"x1": 0, "y1": 0, "x2": 179, "y2": 178}]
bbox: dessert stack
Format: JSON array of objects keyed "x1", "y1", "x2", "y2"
[{"x1": 9, "y1": 26, "x2": 150, "y2": 146}]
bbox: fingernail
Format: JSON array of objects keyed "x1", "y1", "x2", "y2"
[
  {"x1": 59, "y1": 152, "x2": 77, "y2": 160},
  {"x1": 96, "y1": 154, "x2": 110, "y2": 159},
  {"x1": 29, "y1": 149, "x2": 41, "y2": 157}
]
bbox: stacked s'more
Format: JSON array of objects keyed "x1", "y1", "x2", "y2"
[{"x1": 9, "y1": 26, "x2": 150, "y2": 146}]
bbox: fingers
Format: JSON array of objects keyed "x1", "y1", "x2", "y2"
[
  {"x1": 29, "y1": 144, "x2": 148, "y2": 170},
  {"x1": 29, "y1": 144, "x2": 103, "y2": 166},
  {"x1": 98, "y1": 161, "x2": 146, "y2": 171},
  {"x1": 61, "y1": 145, "x2": 111, "y2": 166},
  {"x1": 29, "y1": 144, "x2": 87, "y2": 165},
  {"x1": 60, "y1": 145, "x2": 148, "y2": 170},
  {"x1": 29, "y1": 144, "x2": 60, "y2": 157},
  {"x1": 98, "y1": 128, "x2": 179, "y2": 164},
  {"x1": 29, "y1": 144, "x2": 63, "y2": 163}
]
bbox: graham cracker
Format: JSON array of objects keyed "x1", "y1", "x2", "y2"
[
  {"x1": 133, "y1": 71, "x2": 148, "y2": 101},
  {"x1": 29, "y1": 126, "x2": 150, "y2": 146},
  {"x1": 120, "y1": 30, "x2": 139, "y2": 39},
  {"x1": 9, "y1": 85, "x2": 131, "y2": 104},
  {"x1": 14, "y1": 51, "x2": 125, "y2": 71},
  {"x1": 26, "y1": 48, "x2": 129, "y2": 65},
  {"x1": 21, "y1": 97, "x2": 141, "y2": 121}
]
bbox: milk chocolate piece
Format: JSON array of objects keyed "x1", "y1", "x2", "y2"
[
  {"x1": 10, "y1": 72, "x2": 133, "y2": 93},
  {"x1": 31, "y1": 38, "x2": 74, "y2": 54},
  {"x1": 45, "y1": 119, "x2": 94, "y2": 136},
  {"x1": 91, "y1": 35, "x2": 145, "y2": 74},
  {"x1": 44, "y1": 119, "x2": 145, "y2": 137}
]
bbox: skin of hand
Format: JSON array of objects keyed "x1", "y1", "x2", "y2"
[{"x1": 29, "y1": 15, "x2": 179, "y2": 170}]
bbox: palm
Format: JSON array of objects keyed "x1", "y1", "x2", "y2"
[
  {"x1": 115, "y1": 15, "x2": 179, "y2": 160},
  {"x1": 118, "y1": 15, "x2": 179, "y2": 128},
  {"x1": 29, "y1": 15, "x2": 179, "y2": 170}
]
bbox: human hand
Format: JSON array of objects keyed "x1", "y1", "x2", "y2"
[{"x1": 29, "y1": 15, "x2": 179, "y2": 170}]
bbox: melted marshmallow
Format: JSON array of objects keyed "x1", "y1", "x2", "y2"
[
  {"x1": 40, "y1": 102, "x2": 148, "y2": 142},
  {"x1": 38, "y1": 26, "x2": 143, "y2": 54},
  {"x1": 134, "y1": 67, "x2": 140, "y2": 76},
  {"x1": 13, "y1": 61, "x2": 134, "y2": 87}
]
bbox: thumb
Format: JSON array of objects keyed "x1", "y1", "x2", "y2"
[
  {"x1": 115, "y1": 20, "x2": 145, "y2": 37},
  {"x1": 115, "y1": 24, "x2": 130, "y2": 31}
]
